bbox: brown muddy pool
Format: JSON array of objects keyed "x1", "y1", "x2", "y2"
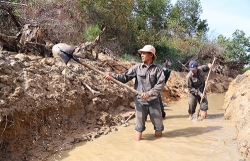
[{"x1": 49, "y1": 93, "x2": 244, "y2": 161}]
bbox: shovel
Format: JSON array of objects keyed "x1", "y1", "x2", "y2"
[
  {"x1": 196, "y1": 57, "x2": 216, "y2": 121},
  {"x1": 52, "y1": 44, "x2": 142, "y2": 96}
]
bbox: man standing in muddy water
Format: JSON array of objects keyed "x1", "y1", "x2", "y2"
[
  {"x1": 159, "y1": 60, "x2": 172, "y2": 118},
  {"x1": 186, "y1": 60, "x2": 214, "y2": 120},
  {"x1": 104, "y1": 45, "x2": 165, "y2": 141}
]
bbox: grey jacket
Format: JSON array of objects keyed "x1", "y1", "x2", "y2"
[
  {"x1": 112, "y1": 63, "x2": 165, "y2": 104},
  {"x1": 186, "y1": 65, "x2": 209, "y2": 96}
]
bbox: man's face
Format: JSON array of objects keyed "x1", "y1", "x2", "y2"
[
  {"x1": 191, "y1": 69, "x2": 198, "y2": 74},
  {"x1": 141, "y1": 52, "x2": 153, "y2": 62}
]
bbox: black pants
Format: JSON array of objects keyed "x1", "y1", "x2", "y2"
[{"x1": 159, "y1": 95, "x2": 166, "y2": 117}]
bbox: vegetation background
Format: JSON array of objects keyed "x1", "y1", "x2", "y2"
[{"x1": 1, "y1": 0, "x2": 250, "y2": 73}]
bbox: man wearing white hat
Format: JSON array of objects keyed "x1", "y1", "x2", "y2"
[{"x1": 104, "y1": 45, "x2": 165, "y2": 141}]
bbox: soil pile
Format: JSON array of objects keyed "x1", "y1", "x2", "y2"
[
  {"x1": 161, "y1": 70, "x2": 232, "y2": 103},
  {"x1": 0, "y1": 50, "x2": 233, "y2": 160},
  {"x1": 0, "y1": 51, "x2": 134, "y2": 160},
  {"x1": 223, "y1": 70, "x2": 250, "y2": 160}
]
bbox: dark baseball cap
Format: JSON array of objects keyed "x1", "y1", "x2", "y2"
[{"x1": 189, "y1": 60, "x2": 198, "y2": 71}]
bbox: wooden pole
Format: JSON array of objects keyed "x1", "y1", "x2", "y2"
[
  {"x1": 77, "y1": 61, "x2": 142, "y2": 96},
  {"x1": 197, "y1": 57, "x2": 216, "y2": 121}
]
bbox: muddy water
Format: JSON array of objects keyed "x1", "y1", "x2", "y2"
[{"x1": 49, "y1": 94, "x2": 243, "y2": 161}]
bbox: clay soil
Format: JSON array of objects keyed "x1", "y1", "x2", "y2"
[{"x1": 0, "y1": 51, "x2": 239, "y2": 161}]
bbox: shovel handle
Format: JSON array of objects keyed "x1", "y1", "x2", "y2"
[
  {"x1": 202, "y1": 57, "x2": 216, "y2": 96},
  {"x1": 77, "y1": 61, "x2": 142, "y2": 95},
  {"x1": 125, "y1": 112, "x2": 135, "y2": 123},
  {"x1": 197, "y1": 57, "x2": 216, "y2": 120}
]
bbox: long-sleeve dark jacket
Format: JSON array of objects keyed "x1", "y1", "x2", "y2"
[
  {"x1": 186, "y1": 65, "x2": 210, "y2": 96},
  {"x1": 112, "y1": 63, "x2": 166, "y2": 104}
]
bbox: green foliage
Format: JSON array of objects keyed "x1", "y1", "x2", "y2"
[
  {"x1": 2, "y1": 0, "x2": 248, "y2": 75},
  {"x1": 218, "y1": 30, "x2": 250, "y2": 62},
  {"x1": 121, "y1": 53, "x2": 131, "y2": 61},
  {"x1": 28, "y1": 1, "x2": 34, "y2": 7},
  {"x1": 77, "y1": 0, "x2": 135, "y2": 52},
  {"x1": 167, "y1": 0, "x2": 208, "y2": 37},
  {"x1": 76, "y1": 0, "x2": 210, "y2": 66},
  {"x1": 121, "y1": 52, "x2": 141, "y2": 62},
  {"x1": 154, "y1": 43, "x2": 184, "y2": 71},
  {"x1": 8, "y1": 0, "x2": 20, "y2": 2},
  {"x1": 84, "y1": 25, "x2": 100, "y2": 41},
  {"x1": 133, "y1": 0, "x2": 171, "y2": 30},
  {"x1": 0, "y1": 0, "x2": 23, "y2": 35},
  {"x1": 243, "y1": 66, "x2": 250, "y2": 72}
]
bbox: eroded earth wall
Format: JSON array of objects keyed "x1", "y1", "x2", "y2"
[
  {"x1": 223, "y1": 70, "x2": 250, "y2": 160},
  {"x1": 0, "y1": 50, "x2": 234, "y2": 160},
  {"x1": 0, "y1": 51, "x2": 134, "y2": 160}
]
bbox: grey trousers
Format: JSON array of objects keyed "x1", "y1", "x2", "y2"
[{"x1": 134, "y1": 99, "x2": 164, "y2": 132}]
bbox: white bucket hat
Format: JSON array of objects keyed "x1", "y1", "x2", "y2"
[{"x1": 138, "y1": 45, "x2": 157, "y2": 60}]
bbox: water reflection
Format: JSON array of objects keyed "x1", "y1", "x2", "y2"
[
  {"x1": 49, "y1": 93, "x2": 244, "y2": 161},
  {"x1": 165, "y1": 126, "x2": 223, "y2": 138}
]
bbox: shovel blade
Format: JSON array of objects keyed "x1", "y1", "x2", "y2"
[{"x1": 52, "y1": 43, "x2": 75, "y2": 64}]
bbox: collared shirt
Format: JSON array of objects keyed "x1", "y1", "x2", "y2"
[
  {"x1": 186, "y1": 65, "x2": 209, "y2": 96},
  {"x1": 112, "y1": 63, "x2": 165, "y2": 104}
]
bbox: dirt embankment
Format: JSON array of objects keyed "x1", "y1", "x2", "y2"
[
  {"x1": 0, "y1": 50, "x2": 234, "y2": 160},
  {"x1": 161, "y1": 69, "x2": 232, "y2": 103},
  {"x1": 0, "y1": 51, "x2": 135, "y2": 160},
  {"x1": 222, "y1": 70, "x2": 250, "y2": 160}
]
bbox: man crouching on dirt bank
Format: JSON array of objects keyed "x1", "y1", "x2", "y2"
[
  {"x1": 104, "y1": 45, "x2": 165, "y2": 141},
  {"x1": 186, "y1": 60, "x2": 214, "y2": 120}
]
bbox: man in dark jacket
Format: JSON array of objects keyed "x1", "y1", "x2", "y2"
[
  {"x1": 159, "y1": 66, "x2": 171, "y2": 118},
  {"x1": 186, "y1": 60, "x2": 213, "y2": 119}
]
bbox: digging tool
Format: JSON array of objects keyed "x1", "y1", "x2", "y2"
[
  {"x1": 196, "y1": 57, "x2": 216, "y2": 121},
  {"x1": 52, "y1": 44, "x2": 142, "y2": 96},
  {"x1": 125, "y1": 112, "x2": 135, "y2": 123}
]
